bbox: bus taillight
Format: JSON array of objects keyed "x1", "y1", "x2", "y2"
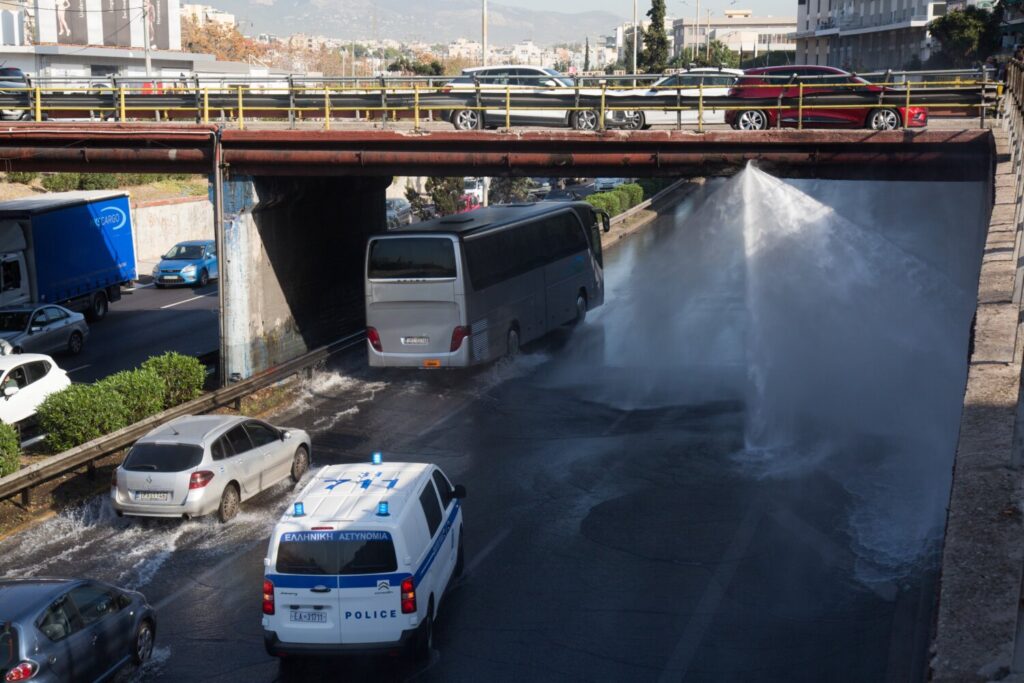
[
  {"x1": 450, "y1": 326, "x2": 470, "y2": 352},
  {"x1": 367, "y1": 327, "x2": 383, "y2": 352}
]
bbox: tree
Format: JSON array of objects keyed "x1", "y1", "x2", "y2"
[
  {"x1": 676, "y1": 40, "x2": 740, "y2": 68},
  {"x1": 928, "y1": 6, "x2": 1001, "y2": 68},
  {"x1": 584, "y1": 37, "x2": 590, "y2": 72},
  {"x1": 641, "y1": 0, "x2": 670, "y2": 73},
  {"x1": 488, "y1": 177, "x2": 532, "y2": 204},
  {"x1": 181, "y1": 17, "x2": 267, "y2": 62},
  {"x1": 388, "y1": 56, "x2": 445, "y2": 75},
  {"x1": 406, "y1": 177, "x2": 464, "y2": 219}
]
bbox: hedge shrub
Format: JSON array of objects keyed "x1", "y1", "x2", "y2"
[
  {"x1": 41, "y1": 173, "x2": 81, "y2": 192},
  {"x1": 586, "y1": 191, "x2": 622, "y2": 216},
  {"x1": 611, "y1": 187, "x2": 634, "y2": 210},
  {"x1": 621, "y1": 183, "x2": 644, "y2": 207},
  {"x1": 637, "y1": 178, "x2": 672, "y2": 198},
  {"x1": 6, "y1": 171, "x2": 38, "y2": 185},
  {"x1": 98, "y1": 368, "x2": 166, "y2": 423},
  {"x1": 78, "y1": 173, "x2": 120, "y2": 191},
  {"x1": 141, "y1": 352, "x2": 206, "y2": 407},
  {"x1": 38, "y1": 384, "x2": 129, "y2": 453},
  {"x1": 0, "y1": 422, "x2": 19, "y2": 477}
]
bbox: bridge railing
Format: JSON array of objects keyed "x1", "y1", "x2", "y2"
[{"x1": 0, "y1": 69, "x2": 998, "y2": 130}]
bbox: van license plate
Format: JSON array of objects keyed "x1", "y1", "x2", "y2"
[
  {"x1": 290, "y1": 611, "x2": 327, "y2": 623},
  {"x1": 135, "y1": 491, "x2": 170, "y2": 502},
  {"x1": 402, "y1": 336, "x2": 429, "y2": 345}
]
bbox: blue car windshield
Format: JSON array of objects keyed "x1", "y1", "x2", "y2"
[{"x1": 163, "y1": 245, "x2": 205, "y2": 260}]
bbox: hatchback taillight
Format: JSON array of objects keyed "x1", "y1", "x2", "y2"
[
  {"x1": 5, "y1": 662, "x2": 37, "y2": 682},
  {"x1": 450, "y1": 326, "x2": 470, "y2": 352},
  {"x1": 110, "y1": 469, "x2": 118, "y2": 488},
  {"x1": 188, "y1": 471, "x2": 214, "y2": 489},
  {"x1": 262, "y1": 579, "x2": 275, "y2": 615},
  {"x1": 367, "y1": 327, "x2": 383, "y2": 353},
  {"x1": 400, "y1": 577, "x2": 416, "y2": 614}
]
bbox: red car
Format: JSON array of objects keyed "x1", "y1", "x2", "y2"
[{"x1": 724, "y1": 65, "x2": 927, "y2": 131}]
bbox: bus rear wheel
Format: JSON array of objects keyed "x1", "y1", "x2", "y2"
[{"x1": 573, "y1": 293, "x2": 587, "y2": 326}]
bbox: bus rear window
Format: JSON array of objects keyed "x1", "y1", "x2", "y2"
[
  {"x1": 276, "y1": 532, "x2": 398, "y2": 575},
  {"x1": 369, "y1": 238, "x2": 456, "y2": 279}
]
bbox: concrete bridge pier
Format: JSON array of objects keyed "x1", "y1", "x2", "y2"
[{"x1": 215, "y1": 174, "x2": 390, "y2": 382}]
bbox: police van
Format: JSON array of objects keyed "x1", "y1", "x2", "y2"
[{"x1": 262, "y1": 455, "x2": 466, "y2": 661}]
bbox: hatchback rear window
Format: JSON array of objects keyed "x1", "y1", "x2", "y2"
[
  {"x1": 0, "y1": 623, "x2": 16, "y2": 669},
  {"x1": 123, "y1": 443, "x2": 204, "y2": 472},
  {"x1": 368, "y1": 238, "x2": 456, "y2": 279},
  {"x1": 275, "y1": 531, "x2": 398, "y2": 575}
]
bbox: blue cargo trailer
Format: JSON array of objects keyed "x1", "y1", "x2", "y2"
[{"x1": 0, "y1": 191, "x2": 136, "y2": 321}]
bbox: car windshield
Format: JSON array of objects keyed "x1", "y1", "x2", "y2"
[
  {"x1": 464, "y1": 180, "x2": 478, "y2": 190},
  {"x1": 123, "y1": 443, "x2": 204, "y2": 472},
  {"x1": 0, "y1": 312, "x2": 28, "y2": 332},
  {"x1": 163, "y1": 245, "x2": 205, "y2": 260},
  {"x1": 0, "y1": 624, "x2": 16, "y2": 669}
]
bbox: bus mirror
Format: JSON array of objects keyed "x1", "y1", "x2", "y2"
[{"x1": 600, "y1": 212, "x2": 611, "y2": 233}]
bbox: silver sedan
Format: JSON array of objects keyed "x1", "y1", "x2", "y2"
[
  {"x1": 0, "y1": 304, "x2": 89, "y2": 355},
  {"x1": 111, "y1": 415, "x2": 312, "y2": 522}
]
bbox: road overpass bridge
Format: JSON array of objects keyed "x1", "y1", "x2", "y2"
[{"x1": 0, "y1": 124, "x2": 996, "y2": 382}]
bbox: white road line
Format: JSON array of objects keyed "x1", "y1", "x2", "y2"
[
  {"x1": 160, "y1": 293, "x2": 217, "y2": 309},
  {"x1": 463, "y1": 527, "x2": 510, "y2": 577},
  {"x1": 127, "y1": 283, "x2": 155, "y2": 291},
  {"x1": 66, "y1": 364, "x2": 91, "y2": 374},
  {"x1": 657, "y1": 501, "x2": 764, "y2": 683}
]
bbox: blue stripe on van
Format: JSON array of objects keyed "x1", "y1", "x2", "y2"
[{"x1": 414, "y1": 500, "x2": 460, "y2": 586}]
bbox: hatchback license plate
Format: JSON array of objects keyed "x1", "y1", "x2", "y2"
[
  {"x1": 402, "y1": 336, "x2": 429, "y2": 345},
  {"x1": 161, "y1": 276, "x2": 181, "y2": 282},
  {"x1": 135, "y1": 491, "x2": 170, "y2": 502},
  {"x1": 290, "y1": 611, "x2": 327, "y2": 623}
]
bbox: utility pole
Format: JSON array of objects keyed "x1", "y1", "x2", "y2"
[
  {"x1": 632, "y1": 0, "x2": 638, "y2": 76},
  {"x1": 694, "y1": 0, "x2": 700, "y2": 63},
  {"x1": 706, "y1": 8, "x2": 711, "y2": 62},
  {"x1": 482, "y1": 0, "x2": 488, "y2": 66},
  {"x1": 142, "y1": 0, "x2": 152, "y2": 77}
]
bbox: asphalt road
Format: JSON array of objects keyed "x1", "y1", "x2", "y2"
[
  {"x1": 64, "y1": 280, "x2": 220, "y2": 384},
  {"x1": 0, "y1": 193, "x2": 945, "y2": 682}
]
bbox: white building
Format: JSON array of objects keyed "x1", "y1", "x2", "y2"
[
  {"x1": 511, "y1": 40, "x2": 542, "y2": 65},
  {"x1": 181, "y1": 3, "x2": 234, "y2": 28},
  {"x1": 673, "y1": 10, "x2": 796, "y2": 61},
  {"x1": 794, "y1": 0, "x2": 945, "y2": 69},
  {"x1": 447, "y1": 38, "x2": 481, "y2": 61}
]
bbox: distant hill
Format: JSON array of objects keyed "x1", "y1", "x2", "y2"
[{"x1": 219, "y1": 0, "x2": 625, "y2": 45}]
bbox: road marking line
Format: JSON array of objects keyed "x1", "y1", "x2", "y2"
[
  {"x1": 127, "y1": 283, "x2": 155, "y2": 291},
  {"x1": 66, "y1": 365, "x2": 91, "y2": 374},
  {"x1": 160, "y1": 293, "x2": 217, "y2": 309},
  {"x1": 416, "y1": 401, "x2": 471, "y2": 438},
  {"x1": 657, "y1": 501, "x2": 764, "y2": 682}
]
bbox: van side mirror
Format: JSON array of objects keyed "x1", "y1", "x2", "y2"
[
  {"x1": 598, "y1": 211, "x2": 611, "y2": 233},
  {"x1": 453, "y1": 484, "x2": 467, "y2": 499}
]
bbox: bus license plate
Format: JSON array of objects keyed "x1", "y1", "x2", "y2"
[
  {"x1": 135, "y1": 491, "x2": 170, "y2": 502},
  {"x1": 402, "y1": 336, "x2": 429, "y2": 345},
  {"x1": 290, "y1": 611, "x2": 327, "y2": 623}
]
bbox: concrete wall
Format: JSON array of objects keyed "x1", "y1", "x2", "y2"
[{"x1": 132, "y1": 196, "x2": 213, "y2": 264}]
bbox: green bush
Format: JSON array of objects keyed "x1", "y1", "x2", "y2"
[
  {"x1": 585, "y1": 192, "x2": 621, "y2": 216},
  {"x1": 637, "y1": 178, "x2": 672, "y2": 198},
  {"x1": 98, "y1": 368, "x2": 166, "y2": 423},
  {"x1": 5, "y1": 171, "x2": 38, "y2": 185},
  {"x1": 38, "y1": 384, "x2": 129, "y2": 453},
  {"x1": 78, "y1": 173, "x2": 120, "y2": 190},
  {"x1": 611, "y1": 186, "x2": 634, "y2": 210},
  {"x1": 115, "y1": 173, "x2": 151, "y2": 186},
  {"x1": 141, "y1": 352, "x2": 206, "y2": 406},
  {"x1": 621, "y1": 183, "x2": 644, "y2": 207},
  {"x1": 0, "y1": 422, "x2": 19, "y2": 477},
  {"x1": 41, "y1": 173, "x2": 81, "y2": 192}
]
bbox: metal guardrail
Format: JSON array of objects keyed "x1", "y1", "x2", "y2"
[{"x1": 0, "y1": 331, "x2": 364, "y2": 506}]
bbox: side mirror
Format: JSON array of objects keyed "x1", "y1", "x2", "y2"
[
  {"x1": 452, "y1": 484, "x2": 467, "y2": 500},
  {"x1": 4, "y1": 386, "x2": 18, "y2": 398},
  {"x1": 598, "y1": 210, "x2": 611, "y2": 232},
  {"x1": 29, "y1": 326, "x2": 40, "y2": 334},
  {"x1": 281, "y1": 429, "x2": 291, "y2": 441}
]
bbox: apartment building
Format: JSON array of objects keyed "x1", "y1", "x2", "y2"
[{"x1": 673, "y1": 10, "x2": 796, "y2": 60}]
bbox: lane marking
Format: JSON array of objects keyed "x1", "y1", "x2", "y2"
[
  {"x1": 127, "y1": 283, "x2": 155, "y2": 291},
  {"x1": 66, "y1": 365, "x2": 91, "y2": 374},
  {"x1": 657, "y1": 501, "x2": 764, "y2": 682},
  {"x1": 416, "y1": 401, "x2": 471, "y2": 438},
  {"x1": 160, "y1": 293, "x2": 217, "y2": 309}
]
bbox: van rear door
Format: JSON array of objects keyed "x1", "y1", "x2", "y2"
[
  {"x1": 334, "y1": 531, "x2": 406, "y2": 645},
  {"x1": 269, "y1": 531, "x2": 342, "y2": 646}
]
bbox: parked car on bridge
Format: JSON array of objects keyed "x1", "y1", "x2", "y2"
[
  {"x1": 608, "y1": 67, "x2": 743, "y2": 129},
  {"x1": 111, "y1": 415, "x2": 311, "y2": 522},
  {"x1": 0, "y1": 353, "x2": 70, "y2": 428},
  {"x1": 725, "y1": 65, "x2": 928, "y2": 131},
  {"x1": 152, "y1": 239, "x2": 218, "y2": 288},
  {"x1": 386, "y1": 198, "x2": 413, "y2": 228},
  {"x1": 0, "y1": 304, "x2": 88, "y2": 356},
  {"x1": 0, "y1": 577, "x2": 156, "y2": 682},
  {"x1": 0, "y1": 67, "x2": 31, "y2": 121}
]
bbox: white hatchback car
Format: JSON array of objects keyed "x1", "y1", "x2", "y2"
[
  {"x1": 609, "y1": 67, "x2": 744, "y2": 128},
  {"x1": 111, "y1": 415, "x2": 311, "y2": 522},
  {"x1": 0, "y1": 353, "x2": 70, "y2": 427}
]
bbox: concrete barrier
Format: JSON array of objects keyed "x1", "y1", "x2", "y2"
[{"x1": 131, "y1": 196, "x2": 213, "y2": 265}]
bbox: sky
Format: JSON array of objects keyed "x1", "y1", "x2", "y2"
[{"x1": 499, "y1": 0, "x2": 796, "y2": 19}]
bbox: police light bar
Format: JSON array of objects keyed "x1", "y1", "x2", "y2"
[
  {"x1": 293, "y1": 502, "x2": 305, "y2": 517},
  {"x1": 377, "y1": 501, "x2": 390, "y2": 516},
  {"x1": 372, "y1": 451, "x2": 383, "y2": 465}
]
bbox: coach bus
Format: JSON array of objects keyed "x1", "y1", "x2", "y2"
[{"x1": 365, "y1": 201, "x2": 610, "y2": 368}]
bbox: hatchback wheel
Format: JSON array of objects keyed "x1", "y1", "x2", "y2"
[
  {"x1": 198, "y1": 269, "x2": 209, "y2": 288},
  {"x1": 735, "y1": 109, "x2": 769, "y2": 131},
  {"x1": 67, "y1": 331, "x2": 83, "y2": 355},
  {"x1": 218, "y1": 484, "x2": 240, "y2": 522},
  {"x1": 132, "y1": 620, "x2": 155, "y2": 664},
  {"x1": 452, "y1": 109, "x2": 480, "y2": 130},
  {"x1": 573, "y1": 110, "x2": 598, "y2": 131},
  {"x1": 868, "y1": 108, "x2": 901, "y2": 130},
  {"x1": 291, "y1": 446, "x2": 309, "y2": 483}
]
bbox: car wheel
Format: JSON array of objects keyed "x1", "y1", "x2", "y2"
[
  {"x1": 412, "y1": 600, "x2": 434, "y2": 661},
  {"x1": 290, "y1": 446, "x2": 309, "y2": 483},
  {"x1": 735, "y1": 109, "x2": 769, "y2": 131},
  {"x1": 452, "y1": 109, "x2": 480, "y2": 131},
  {"x1": 573, "y1": 110, "x2": 599, "y2": 131},
  {"x1": 217, "y1": 484, "x2": 240, "y2": 523},
  {"x1": 622, "y1": 111, "x2": 645, "y2": 130},
  {"x1": 507, "y1": 328, "x2": 520, "y2": 357},
  {"x1": 67, "y1": 331, "x2": 83, "y2": 355},
  {"x1": 85, "y1": 291, "x2": 108, "y2": 322},
  {"x1": 132, "y1": 619, "x2": 155, "y2": 664},
  {"x1": 572, "y1": 293, "x2": 587, "y2": 326},
  {"x1": 198, "y1": 269, "x2": 209, "y2": 288},
  {"x1": 11, "y1": 346, "x2": 21, "y2": 354},
  {"x1": 868, "y1": 108, "x2": 901, "y2": 130}
]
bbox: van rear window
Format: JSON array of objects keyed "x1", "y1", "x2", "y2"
[
  {"x1": 368, "y1": 238, "x2": 456, "y2": 279},
  {"x1": 276, "y1": 531, "x2": 398, "y2": 575}
]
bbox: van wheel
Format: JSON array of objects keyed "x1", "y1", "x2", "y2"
[
  {"x1": 413, "y1": 600, "x2": 434, "y2": 661},
  {"x1": 454, "y1": 529, "x2": 465, "y2": 578},
  {"x1": 573, "y1": 293, "x2": 587, "y2": 326},
  {"x1": 506, "y1": 328, "x2": 520, "y2": 357},
  {"x1": 85, "y1": 291, "x2": 108, "y2": 322},
  {"x1": 290, "y1": 446, "x2": 309, "y2": 483},
  {"x1": 217, "y1": 484, "x2": 240, "y2": 523},
  {"x1": 67, "y1": 331, "x2": 84, "y2": 355}
]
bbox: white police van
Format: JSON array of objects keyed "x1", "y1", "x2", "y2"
[{"x1": 262, "y1": 454, "x2": 466, "y2": 662}]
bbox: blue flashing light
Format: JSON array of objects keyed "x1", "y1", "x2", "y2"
[
  {"x1": 293, "y1": 502, "x2": 305, "y2": 517},
  {"x1": 372, "y1": 451, "x2": 383, "y2": 465},
  {"x1": 377, "y1": 501, "x2": 390, "y2": 516}
]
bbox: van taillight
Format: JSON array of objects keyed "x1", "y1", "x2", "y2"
[
  {"x1": 367, "y1": 327, "x2": 383, "y2": 353},
  {"x1": 400, "y1": 577, "x2": 416, "y2": 614},
  {"x1": 450, "y1": 326, "x2": 470, "y2": 352},
  {"x1": 188, "y1": 471, "x2": 214, "y2": 489},
  {"x1": 262, "y1": 579, "x2": 275, "y2": 615}
]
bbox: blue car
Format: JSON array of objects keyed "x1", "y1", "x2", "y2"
[{"x1": 152, "y1": 240, "x2": 218, "y2": 288}]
